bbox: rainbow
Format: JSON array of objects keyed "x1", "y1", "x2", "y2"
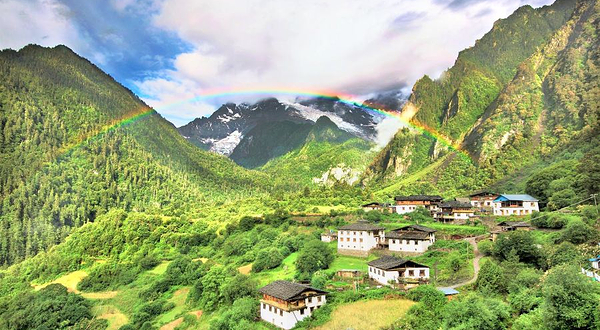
[
  {"x1": 157, "y1": 87, "x2": 472, "y2": 160},
  {"x1": 60, "y1": 87, "x2": 472, "y2": 161},
  {"x1": 56, "y1": 106, "x2": 155, "y2": 159}
]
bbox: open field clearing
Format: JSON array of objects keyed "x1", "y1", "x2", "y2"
[
  {"x1": 93, "y1": 305, "x2": 128, "y2": 330},
  {"x1": 33, "y1": 270, "x2": 88, "y2": 293},
  {"x1": 314, "y1": 299, "x2": 414, "y2": 330}
]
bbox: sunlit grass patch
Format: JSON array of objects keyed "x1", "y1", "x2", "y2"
[
  {"x1": 93, "y1": 305, "x2": 128, "y2": 330},
  {"x1": 313, "y1": 299, "x2": 414, "y2": 330},
  {"x1": 33, "y1": 270, "x2": 88, "y2": 293}
]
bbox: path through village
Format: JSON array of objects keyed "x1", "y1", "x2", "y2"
[{"x1": 439, "y1": 236, "x2": 483, "y2": 290}]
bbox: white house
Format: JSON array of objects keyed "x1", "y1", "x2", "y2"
[
  {"x1": 320, "y1": 230, "x2": 337, "y2": 243},
  {"x1": 259, "y1": 280, "x2": 328, "y2": 330},
  {"x1": 393, "y1": 195, "x2": 443, "y2": 215},
  {"x1": 436, "y1": 201, "x2": 476, "y2": 222},
  {"x1": 368, "y1": 255, "x2": 430, "y2": 287},
  {"x1": 337, "y1": 221, "x2": 385, "y2": 256},
  {"x1": 492, "y1": 194, "x2": 539, "y2": 216},
  {"x1": 582, "y1": 256, "x2": 600, "y2": 282},
  {"x1": 469, "y1": 191, "x2": 499, "y2": 211},
  {"x1": 387, "y1": 224, "x2": 436, "y2": 253}
]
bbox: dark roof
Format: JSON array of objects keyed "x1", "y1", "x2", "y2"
[
  {"x1": 362, "y1": 202, "x2": 382, "y2": 207},
  {"x1": 259, "y1": 280, "x2": 327, "y2": 301},
  {"x1": 498, "y1": 221, "x2": 530, "y2": 227},
  {"x1": 495, "y1": 194, "x2": 538, "y2": 202},
  {"x1": 396, "y1": 224, "x2": 437, "y2": 233},
  {"x1": 440, "y1": 201, "x2": 473, "y2": 209},
  {"x1": 394, "y1": 195, "x2": 443, "y2": 202},
  {"x1": 455, "y1": 197, "x2": 470, "y2": 203},
  {"x1": 387, "y1": 231, "x2": 430, "y2": 240},
  {"x1": 339, "y1": 220, "x2": 384, "y2": 231},
  {"x1": 468, "y1": 191, "x2": 497, "y2": 198},
  {"x1": 368, "y1": 255, "x2": 428, "y2": 270}
]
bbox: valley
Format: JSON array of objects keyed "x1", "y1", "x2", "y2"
[{"x1": 0, "y1": 0, "x2": 599, "y2": 329}]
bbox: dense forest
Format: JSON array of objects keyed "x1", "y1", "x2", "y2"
[{"x1": 0, "y1": 45, "x2": 276, "y2": 265}]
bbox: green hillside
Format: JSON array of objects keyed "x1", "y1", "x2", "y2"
[
  {"x1": 230, "y1": 120, "x2": 314, "y2": 168},
  {"x1": 261, "y1": 116, "x2": 376, "y2": 187},
  {"x1": 365, "y1": 0, "x2": 598, "y2": 204},
  {"x1": 0, "y1": 45, "x2": 271, "y2": 266}
]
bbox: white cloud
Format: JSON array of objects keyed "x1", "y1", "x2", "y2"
[
  {"x1": 136, "y1": 0, "x2": 553, "y2": 124},
  {"x1": 0, "y1": 0, "x2": 80, "y2": 50},
  {"x1": 134, "y1": 76, "x2": 217, "y2": 126},
  {"x1": 374, "y1": 117, "x2": 407, "y2": 149}
]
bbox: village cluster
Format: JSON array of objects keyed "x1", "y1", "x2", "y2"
[{"x1": 258, "y1": 192, "x2": 544, "y2": 329}]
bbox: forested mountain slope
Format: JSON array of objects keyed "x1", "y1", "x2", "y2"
[
  {"x1": 365, "y1": 0, "x2": 598, "y2": 202},
  {"x1": 0, "y1": 45, "x2": 269, "y2": 266},
  {"x1": 260, "y1": 116, "x2": 375, "y2": 187}
]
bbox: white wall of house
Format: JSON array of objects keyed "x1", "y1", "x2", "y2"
[
  {"x1": 337, "y1": 230, "x2": 382, "y2": 252},
  {"x1": 592, "y1": 260, "x2": 599, "y2": 270},
  {"x1": 470, "y1": 200, "x2": 495, "y2": 208},
  {"x1": 393, "y1": 204, "x2": 419, "y2": 214},
  {"x1": 388, "y1": 238, "x2": 433, "y2": 253},
  {"x1": 492, "y1": 201, "x2": 539, "y2": 216},
  {"x1": 368, "y1": 266, "x2": 430, "y2": 286},
  {"x1": 321, "y1": 234, "x2": 335, "y2": 243},
  {"x1": 260, "y1": 295, "x2": 327, "y2": 330},
  {"x1": 441, "y1": 211, "x2": 474, "y2": 221}
]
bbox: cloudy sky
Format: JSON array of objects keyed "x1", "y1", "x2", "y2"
[{"x1": 1, "y1": 0, "x2": 554, "y2": 126}]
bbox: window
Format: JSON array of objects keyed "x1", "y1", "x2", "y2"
[
  {"x1": 269, "y1": 306, "x2": 272, "y2": 312},
  {"x1": 408, "y1": 270, "x2": 414, "y2": 276},
  {"x1": 280, "y1": 309, "x2": 283, "y2": 316},
  {"x1": 317, "y1": 296, "x2": 322, "y2": 302},
  {"x1": 300, "y1": 308, "x2": 305, "y2": 315},
  {"x1": 353, "y1": 238, "x2": 356, "y2": 242},
  {"x1": 262, "y1": 303, "x2": 265, "y2": 309},
  {"x1": 420, "y1": 270, "x2": 425, "y2": 276},
  {"x1": 359, "y1": 238, "x2": 363, "y2": 242}
]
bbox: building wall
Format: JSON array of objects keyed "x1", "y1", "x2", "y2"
[
  {"x1": 260, "y1": 295, "x2": 327, "y2": 330},
  {"x1": 368, "y1": 266, "x2": 430, "y2": 286},
  {"x1": 440, "y1": 211, "x2": 474, "y2": 221},
  {"x1": 493, "y1": 201, "x2": 539, "y2": 216},
  {"x1": 388, "y1": 237, "x2": 433, "y2": 253},
  {"x1": 337, "y1": 230, "x2": 382, "y2": 252},
  {"x1": 321, "y1": 235, "x2": 334, "y2": 243},
  {"x1": 393, "y1": 204, "x2": 419, "y2": 214}
]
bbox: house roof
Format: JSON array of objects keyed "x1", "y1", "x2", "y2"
[
  {"x1": 468, "y1": 191, "x2": 497, "y2": 198},
  {"x1": 494, "y1": 194, "x2": 538, "y2": 202},
  {"x1": 438, "y1": 287, "x2": 460, "y2": 295},
  {"x1": 396, "y1": 224, "x2": 437, "y2": 233},
  {"x1": 454, "y1": 197, "x2": 470, "y2": 203},
  {"x1": 589, "y1": 256, "x2": 600, "y2": 262},
  {"x1": 440, "y1": 201, "x2": 473, "y2": 209},
  {"x1": 367, "y1": 255, "x2": 428, "y2": 270},
  {"x1": 362, "y1": 202, "x2": 382, "y2": 207},
  {"x1": 259, "y1": 280, "x2": 327, "y2": 301},
  {"x1": 498, "y1": 221, "x2": 531, "y2": 227},
  {"x1": 394, "y1": 195, "x2": 443, "y2": 202},
  {"x1": 339, "y1": 220, "x2": 384, "y2": 231},
  {"x1": 386, "y1": 231, "x2": 430, "y2": 240}
]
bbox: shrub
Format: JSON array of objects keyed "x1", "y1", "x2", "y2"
[
  {"x1": 296, "y1": 240, "x2": 334, "y2": 279},
  {"x1": 139, "y1": 255, "x2": 160, "y2": 270},
  {"x1": 252, "y1": 248, "x2": 284, "y2": 272},
  {"x1": 560, "y1": 219, "x2": 598, "y2": 244},
  {"x1": 477, "y1": 240, "x2": 494, "y2": 256}
]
